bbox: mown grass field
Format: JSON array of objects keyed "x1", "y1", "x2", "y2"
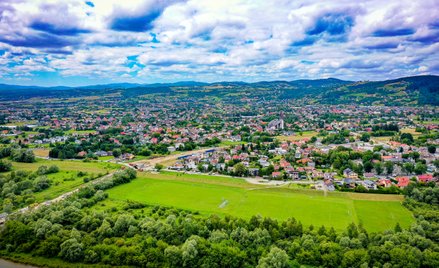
[
  {"x1": 104, "y1": 172, "x2": 414, "y2": 232},
  {"x1": 400, "y1": 127, "x2": 422, "y2": 137},
  {"x1": 276, "y1": 131, "x2": 318, "y2": 142},
  {"x1": 64, "y1": 129, "x2": 97, "y2": 135},
  {"x1": 31, "y1": 148, "x2": 50, "y2": 157}
]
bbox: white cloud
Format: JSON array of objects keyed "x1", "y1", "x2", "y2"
[{"x1": 0, "y1": 0, "x2": 438, "y2": 85}]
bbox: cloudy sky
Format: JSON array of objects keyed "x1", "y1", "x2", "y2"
[{"x1": 0, "y1": 0, "x2": 438, "y2": 86}]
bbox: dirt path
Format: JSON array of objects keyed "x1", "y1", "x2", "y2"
[
  {"x1": 1, "y1": 172, "x2": 116, "y2": 224},
  {"x1": 131, "y1": 147, "x2": 218, "y2": 170}
]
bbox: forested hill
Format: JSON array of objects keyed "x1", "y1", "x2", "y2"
[{"x1": 0, "y1": 75, "x2": 438, "y2": 106}]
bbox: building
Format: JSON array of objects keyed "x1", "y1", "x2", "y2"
[{"x1": 267, "y1": 112, "x2": 285, "y2": 131}]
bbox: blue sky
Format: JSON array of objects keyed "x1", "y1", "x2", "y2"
[{"x1": 0, "y1": 0, "x2": 438, "y2": 86}]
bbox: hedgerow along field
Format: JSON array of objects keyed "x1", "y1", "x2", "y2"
[{"x1": 104, "y1": 171, "x2": 414, "y2": 232}]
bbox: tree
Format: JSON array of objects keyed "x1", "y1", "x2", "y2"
[
  {"x1": 414, "y1": 162, "x2": 427, "y2": 175},
  {"x1": 385, "y1": 161, "x2": 394, "y2": 175},
  {"x1": 389, "y1": 245, "x2": 421, "y2": 268},
  {"x1": 257, "y1": 247, "x2": 290, "y2": 268},
  {"x1": 182, "y1": 237, "x2": 199, "y2": 267},
  {"x1": 363, "y1": 161, "x2": 373, "y2": 173},
  {"x1": 60, "y1": 238, "x2": 84, "y2": 262},
  {"x1": 428, "y1": 145, "x2": 436, "y2": 154},
  {"x1": 394, "y1": 223, "x2": 402, "y2": 233},
  {"x1": 47, "y1": 165, "x2": 60, "y2": 174},
  {"x1": 3, "y1": 198, "x2": 13, "y2": 213},
  {"x1": 113, "y1": 214, "x2": 136, "y2": 236},
  {"x1": 37, "y1": 165, "x2": 50, "y2": 175},
  {"x1": 341, "y1": 249, "x2": 369, "y2": 268},
  {"x1": 422, "y1": 249, "x2": 439, "y2": 268},
  {"x1": 10, "y1": 148, "x2": 35, "y2": 163},
  {"x1": 374, "y1": 162, "x2": 383, "y2": 175},
  {"x1": 233, "y1": 163, "x2": 247, "y2": 177},
  {"x1": 0, "y1": 159, "x2": 12, "y2": 172},
  {"x1": 112, "y1": 149, "x2": 121, "y2": 158},
  {"x1": 155, "y1": 163, "x2": 164, "y2": 171},
  {"x1": 33, "y1": 176, "x2": 51, "y2": 192},
  {"x1": 403, "y1": 163, "x2": 415, "y2": 174},
  {"x1": 34, "y1": 219, "x2": 53, "y2": 238},
  {"x1": 97, "y1": 219, "x2": 113, "y2": 238},
  {"x1": 165, "y1": 245, "x2": 182, "y2": 267},
  {"x1": 400, "y1": 133, "x2": 414, "y2": 144},
  {"x1": 360, "y1": 133, "x2": 370, "y2": 142}
]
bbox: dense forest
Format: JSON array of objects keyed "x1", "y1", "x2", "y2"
[{"x1": 0, "y1": 170, "x2": 438, "y2": 267}]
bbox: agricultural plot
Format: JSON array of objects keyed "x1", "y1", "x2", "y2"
[{"x1": 105, "y1": 172, "x2": 414, "y2": 232}]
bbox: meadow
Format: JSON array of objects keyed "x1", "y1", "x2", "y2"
[
  {"x1": 9, "y1": 159, "x2": 120, "y2": 202},
  {"x1": 104, "y1": 171, "x2": 414, "y2": 232},
  {"x1": 276, "y1": 131, "x2": 319, "y2": 142}
]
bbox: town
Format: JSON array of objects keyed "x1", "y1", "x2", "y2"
[
  {"x1": 1, "y1": 0, "x2": 439, "y2": 266},
  {"x1": 1, "y1": 93, "x2": 437, "y2": 195}
]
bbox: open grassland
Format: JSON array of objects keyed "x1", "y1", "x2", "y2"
[
  {"x1": 32, "y1": 148, "x2": 50, "y2": 157},
  {"x1": 64, "y1": 129, "x2": 97, "y2": 135},
  {"x1": 218, "y1": 140, "x2": 247, "y2": 147},
  {"x1": 371, "y1": 136, "x2": 393, "y2": 142},
  {"x1": 415, "y1": 119, "x2": 439, "y2": 125},
  {"x1": 104, "y1": 171, "x2": 414, "y2": 232},
  {"x1": 400, "y1": 127, "x2": 422, "y2": 137},
  {"x1": 11, "y1": 159, "x2": 119, "y2": 174},
  {"x1": 0, "y1": 120, "x2": 38, "y2": 127},
  {"x1": 276, "y1": 131, "x2": 318, "y2": 142},
  {"x1": 8, "y1": 159, "x2": 120, "y2": 202}
]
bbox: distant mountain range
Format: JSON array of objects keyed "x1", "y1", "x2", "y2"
[{"x1": 1, "y1": 75, "x2": 438, "y2": 106}]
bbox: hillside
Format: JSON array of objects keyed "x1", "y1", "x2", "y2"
[
  {"x1": 316, "y1": 75, "x2": 439, "y2": 106},
  {"x1": 0, "y1": 75, "x2": 438, "y2": 106}
]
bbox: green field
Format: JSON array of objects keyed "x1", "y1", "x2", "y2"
[
  {"x1": 11, "y1": 159, "x2": 119, "y2": 174},
  {"x1": 104, "y1": 172, "x2": 414, "y2": 232},
  {"x1": 64, "y1": 129, "x2": 97, "y2": 135},
  {"x1": 8, "y1": 159, "x2": 120, "y2": 202},
  {"x1": 276, "y1": 131, "x2": 319, "y2": 142}
]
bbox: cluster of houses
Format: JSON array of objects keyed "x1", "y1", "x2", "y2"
[
  {"x1": 315, "y1": 171, "x2": 436, "y2": 192},
  {"x1": 168, "y1": 137, "x2": 438, "y2": 192}
]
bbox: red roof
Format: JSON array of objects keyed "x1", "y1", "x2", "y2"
[
  {"x1": 377, "y1": 178, "x2": 392, "y2": 187},
  {"x1": 272, "y1": 172, "x2": 282, "y2": 177},
  {"x1": 396, "y1": 177, "x2": 410, "y2": 188},
  {"x1": 418, "y1": 174, "x2": 433, "y2": 183}
]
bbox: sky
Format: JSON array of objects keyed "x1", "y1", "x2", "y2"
[{"x1": 0, "y1": 0, "x2": 438, "y2": 86}]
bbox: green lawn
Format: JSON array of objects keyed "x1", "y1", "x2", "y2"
[{"x1": 105, "y1": 172, "x2": 414, "y2": 232}]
